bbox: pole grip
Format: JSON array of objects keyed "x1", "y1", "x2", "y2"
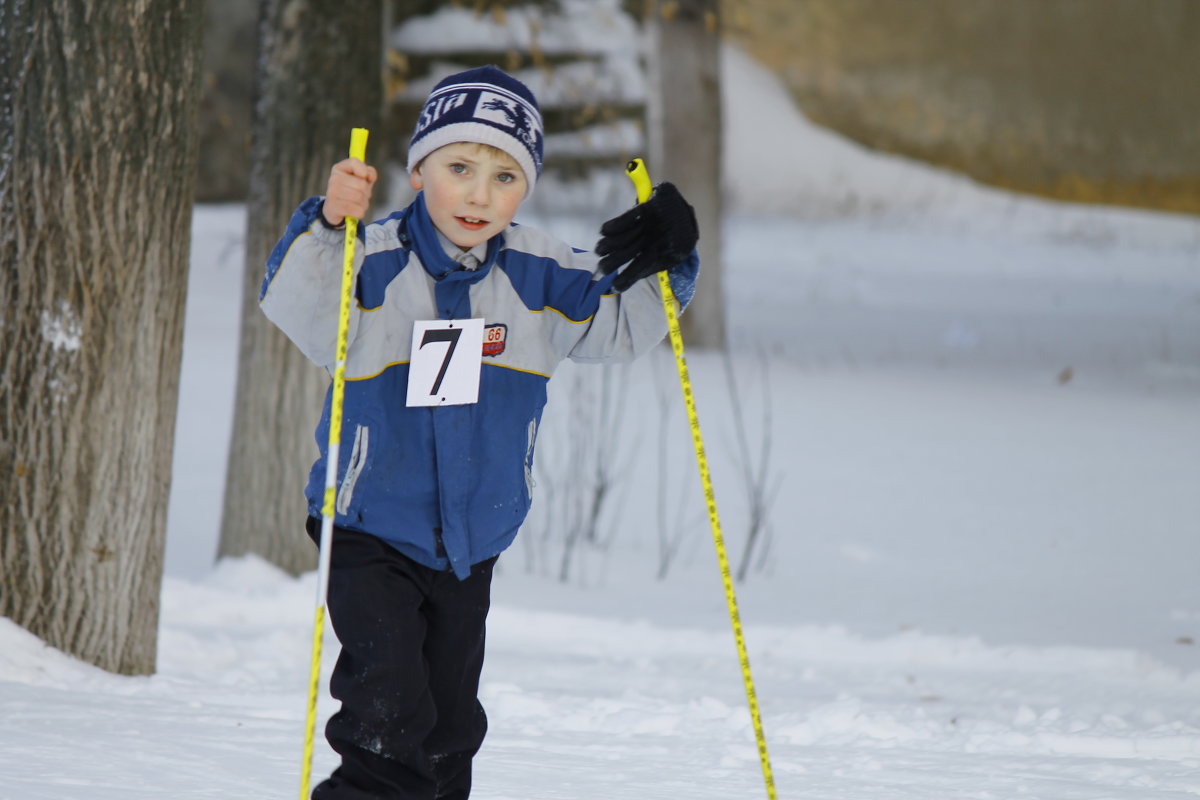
[
  {"x1": 349, "y1": 127, "x2": 369, "y2": 162},
  {"x1": 625, "y1": 158, "x2": 653, "y2": 204}
]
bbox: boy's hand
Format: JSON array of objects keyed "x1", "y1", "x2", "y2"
[
  {"x1": 322, "y1": 158, "x2": 378, "y2": 227},
  {"x1": 595, "y1": 182, "x2": 698, "y2": 292}
]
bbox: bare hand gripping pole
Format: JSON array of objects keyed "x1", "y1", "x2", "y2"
[{"x1": 626, "y1": 158, "x2": 778, "y2": 800}]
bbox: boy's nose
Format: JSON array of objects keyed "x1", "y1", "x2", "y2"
[{"x1": 466, "y1": 178, "x2": 489, "y2": 205}]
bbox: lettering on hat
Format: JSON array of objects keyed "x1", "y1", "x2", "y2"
[{"x1": 415, "y1": 91, "x2": 469, "y2": 136}]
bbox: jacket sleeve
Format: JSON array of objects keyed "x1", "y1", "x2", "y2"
[
  {"x1": 258, "y1": 196, "x2": 366, "y2": 371},
  {"x1": 551, "y1": 243, "x2": 701, "y2": 365}
]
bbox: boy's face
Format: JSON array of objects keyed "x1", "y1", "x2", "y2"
[{"x1": 409, "y1": 142, "x2": 527, "y2": 250}]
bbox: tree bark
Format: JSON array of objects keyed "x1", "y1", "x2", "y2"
[
  {"x1": 218, "y1": 0, "x2": 383, "y2": 574},
  {"x1": 648, "y1": 0, "x2": 725, "y2": 348},
  {"x1": 0, "y1": 0, "x2": 204, "y2": 675}
]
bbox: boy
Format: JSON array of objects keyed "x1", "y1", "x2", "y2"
[{"x1": 260, "y1": 66, "x2": 699, "y2": 800}]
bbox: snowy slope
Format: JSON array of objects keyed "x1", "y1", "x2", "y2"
[
  {"x1": 3, "y1": 40, "x2": 1200, "y2": 800},
  {"x1": 2, "y1": 557, "x2": 1198, "y2": 798}
]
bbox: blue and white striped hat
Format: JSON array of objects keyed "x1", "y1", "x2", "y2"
[{"x1": 407, "y1": 65, "x2": 545, "y2": 196}]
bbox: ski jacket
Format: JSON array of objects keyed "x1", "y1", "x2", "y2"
[{"x1": 260, "y1": 192, "x2": 699, "y2": 579}]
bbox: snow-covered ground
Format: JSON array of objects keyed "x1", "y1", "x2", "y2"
[{"x1": 3, "y1": 43, "x2": 1200, "y2": 800}]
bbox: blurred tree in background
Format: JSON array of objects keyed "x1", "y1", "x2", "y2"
[
  {"x1": 643, "y1": 0, "x2": 724, "y2": 347},
  {"x1": 218, "y1": 0, "x2": 383, "y2": 574},
  {"x1": 0, "y1": 0, "x2": 204, "y2": 675},
  {"x1": 195, "y1": 0, "x2": 256, "y2": 202}
]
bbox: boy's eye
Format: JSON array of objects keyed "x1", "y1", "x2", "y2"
[
  {"x1": 496, "y1": 172, "x2": 515, "y2": 184},
  {"x1": 449, "y1": 163, "x2": 467, "y2": 174}
]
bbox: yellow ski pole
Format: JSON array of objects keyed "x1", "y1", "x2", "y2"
[
  {"x1": 626, "y1": 158, "x2": 778, "y2": 800},
  {"x1": 299, "y1": 127, "x2": 369, "y2": 800}
]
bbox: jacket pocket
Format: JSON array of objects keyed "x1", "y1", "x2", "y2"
[{"x1": 336, "y1": 424, "x2": 370, "y2": 515}]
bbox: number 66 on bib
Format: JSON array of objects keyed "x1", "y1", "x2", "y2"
[{"x1": 406, "y1": 318, "x2": 486, "y2": 407}]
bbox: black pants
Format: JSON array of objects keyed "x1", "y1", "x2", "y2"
[{"x1": 306, "y1": 518, "x2": 497, "y2": 800}]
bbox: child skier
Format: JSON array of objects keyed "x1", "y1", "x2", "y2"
[{"x1": 260, "y1": 65, "x2": 699, "y2": 799}]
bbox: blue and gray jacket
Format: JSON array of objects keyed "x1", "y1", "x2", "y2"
[{"x1": 260, "y1": 192, "x2": 699, "y2": 578}]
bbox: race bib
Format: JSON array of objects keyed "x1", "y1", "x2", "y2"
[{"x1": 406, "y1": 319, "x2": 484, "y2": 406}]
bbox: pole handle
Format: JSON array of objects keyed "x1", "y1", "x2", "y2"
[
  {"x1": 349, "y1": 127, "x2": 369, "y2": 162},
  {"x1": 626, "y1": 158, "x2": 653, "y2": 204}
]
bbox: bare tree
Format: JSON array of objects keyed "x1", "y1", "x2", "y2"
[
  {"x1": 722, "y1": 349, "x2": 782, "y2": 581},
  {"x1": 520, "y1": 363, "x2": 637, "y2": 584},
  {"x1": 647, "y1": 0, "x2": 725, "y2": 348},
  {"x1": 218, "y1": 0, "x2": 384, "y2": 574},
  {"x1": 650, "y1": 346, "x2": 703, "y2": 580},
  {"x1": 0, "y1": 0, "x2": 204, "y2": 675}
]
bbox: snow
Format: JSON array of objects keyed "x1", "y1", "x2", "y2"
[
  {"x1": 391, "y1": 0, "x2": 645, "y2": 108},
  {"x1": 39, "y1": 300, "x2": 83, "y2": 351},
  {"x1": 4, "y1": 40, "x2": 1200, "y2": 800},
  {"x1": 391, "y1": 0, "x2": 639, "y2": 61}
]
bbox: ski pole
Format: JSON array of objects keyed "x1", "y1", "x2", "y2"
[
  {"x1": 299, "y1": 127, "x2": 370, "y2": 800},
  {"x1": 626, "y1": 159, "x2": 778, "y2": 800}
]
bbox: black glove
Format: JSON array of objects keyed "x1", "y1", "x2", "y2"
[{"x1": 595, "y1": 182, "x2": 698, "y2": 292}]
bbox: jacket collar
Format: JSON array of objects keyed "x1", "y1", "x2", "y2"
[{"x1": 407, "y1": 192, "x2": 502, "y2": 283}]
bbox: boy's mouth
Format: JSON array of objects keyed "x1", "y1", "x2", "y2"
[{"x1": 456, "y1": 216, "x2": 489, "y2": 231}]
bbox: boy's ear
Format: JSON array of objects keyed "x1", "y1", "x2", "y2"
[{"x1": 409, "y1": 168, "x2": 424, "y2": 192}]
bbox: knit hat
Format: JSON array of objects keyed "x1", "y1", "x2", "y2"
[{"x1": 407, "y1": 65, "x2": 545, "y2": 196}]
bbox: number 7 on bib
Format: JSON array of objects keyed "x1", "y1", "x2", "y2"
[{"x1": 406, "y1": 318, "x2": 485, "y2": 406}]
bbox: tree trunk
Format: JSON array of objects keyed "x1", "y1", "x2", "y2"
[
  {"x1": 195, "y1": 0, "x2": 258, "y2": 202},
  {"x1": 0, "y1": 0, "x2": 204, "y2": 675},
  {"x1": 648, "y1": 0, "x2": 725, "y2": 348},
  {"x1": 218, "y1": 0, "x2": 383, "y2": 574}
]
